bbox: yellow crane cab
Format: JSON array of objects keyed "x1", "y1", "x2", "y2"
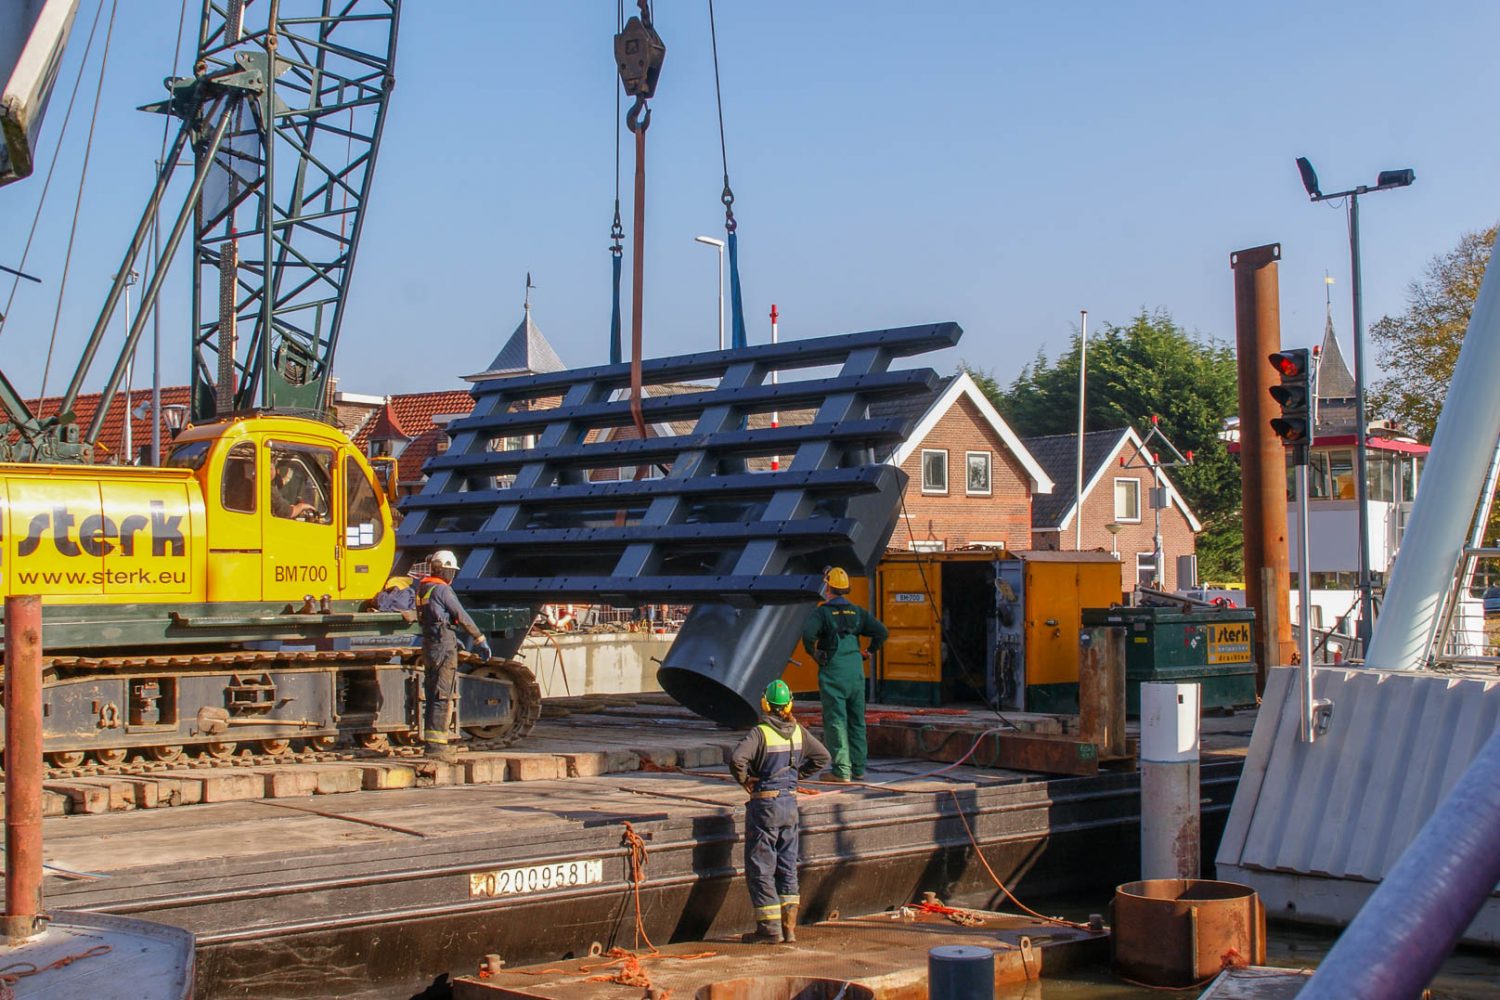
[
  {"x1": 162, "y1": 414, "x2": 397, "y2": 604},
  {"x1": 0, "y1": 414, "x2": 397, "y2": 606}
]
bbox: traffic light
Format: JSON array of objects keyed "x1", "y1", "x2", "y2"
[{"x1": 1268, "y1": 348, "x2": 1312, "y2": 464}]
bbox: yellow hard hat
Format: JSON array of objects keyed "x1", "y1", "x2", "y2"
[
  {"x1": 824, "y1": 566, "x2": 850, "y2": 591},
  {"x1": 383, "y1": 576, "x2": 411, "y2": 591}
]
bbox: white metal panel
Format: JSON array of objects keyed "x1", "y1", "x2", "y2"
[
  {"x1": 1, "y1": 0, "x2": 77, "y2": 185},
  {"x1": 1218, "y1": 666, "x2": 1500, "y2": 943},
  {"x1": 1287, "y1": 499, "x2": 1401, "y2": 574}
]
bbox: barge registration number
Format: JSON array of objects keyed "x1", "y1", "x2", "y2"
[{"x1": 469, "y1": 860, "x2": 604, "y2": 898}]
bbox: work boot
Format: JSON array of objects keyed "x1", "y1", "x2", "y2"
[
  {"x1": 742, "y1": 920, "x2": 783, "y2": 944},
  {"x1": 425, "y1": 740, "x2": 458, "y2": 764},
  {"x1": 823, "y1": 772, "x2": 850, "y2": 784},
  {"x1": 780, "y1": 903, "x2": 799, "y2": 943}
]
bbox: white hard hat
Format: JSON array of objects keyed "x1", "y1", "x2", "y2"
[{"x1": 430, "y1": 550, "x2": 460, "y2": 571}]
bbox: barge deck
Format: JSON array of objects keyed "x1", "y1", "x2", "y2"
[{"x1": 18, "y1": 701, "x2": 1252, "y2": 999}]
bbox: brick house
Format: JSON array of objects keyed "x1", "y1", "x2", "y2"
[
  {"x1": 875, "y1": 373, "x2": 1053, "y2": 552},
  {"x1": 1025, "y1": 427, "x2": 1201, "y2": 593}
]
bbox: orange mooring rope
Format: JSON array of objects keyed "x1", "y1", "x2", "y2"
[
  {"x1": 946, "y1": 790, "x2": 1091, "y2": 930},
  {"x1": 620, "y1": 820, "x2": 659, "y2": 955}
]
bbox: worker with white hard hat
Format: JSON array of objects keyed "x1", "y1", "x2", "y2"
[{"x1": 415, "y1": 550, "x2": 491, "y2": 761}]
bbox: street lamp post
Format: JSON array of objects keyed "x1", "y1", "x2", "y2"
[
  {"x1": 1076, "y1": 309, "x2": 1089, "y2": 550},
  {"x1": 116, "y1": 268, "x2": 140, "y2": 464},
  {"x1": 694, "y1": 235, "x2": 726, "y2": 351},
  {"x1": 1295, "y1": 157, "x2": 1415, "y2": 651}
]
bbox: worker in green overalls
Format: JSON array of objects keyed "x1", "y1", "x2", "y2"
[{"x1": 801, "y1": 567, "x2": 887, "y2": 782}]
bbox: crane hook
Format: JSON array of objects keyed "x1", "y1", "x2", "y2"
[{"x1": 626, "y1": 95, "x2": 651, "y2": 134}]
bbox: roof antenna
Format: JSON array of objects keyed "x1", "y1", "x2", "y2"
[{"x1": 524, "y1": 272, "x2": 535, "y2": 316}]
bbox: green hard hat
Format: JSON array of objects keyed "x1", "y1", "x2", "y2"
[{"x1": 764, "y1": 679, "x2": 793, "y2": 707}]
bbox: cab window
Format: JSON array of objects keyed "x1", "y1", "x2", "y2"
[
  {"x1": 269, "y1": 441, "x2": 334, "y2": 523},
  {"x1": 343, "y1": 455, "x2": 384, "y2": 549},
  {"x1": 222, "y1": 442, "x2": 256, "y2": 513},
  {"x1": 165, "y1": 439, "x2": 212, "y2": 470}
]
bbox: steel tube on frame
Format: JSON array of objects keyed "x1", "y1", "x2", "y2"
[
  {"x1": 4, "y1": 595, "x2": 44, "y2": 944},
  {"x1": 1366, "y1": 237, "x2": 1500, "y2": 668},
  {"x1": 1298, "y1": 727, "x2": 1500, "y2": 1000}
]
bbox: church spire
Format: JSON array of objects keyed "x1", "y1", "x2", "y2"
[{"x1": 1316, "y1": 273, "x2": 1356, "y2": 401}]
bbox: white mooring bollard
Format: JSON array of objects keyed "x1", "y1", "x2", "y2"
[{"x1": 1140, "y1": 682, "x2": 1201, "y2": 880}]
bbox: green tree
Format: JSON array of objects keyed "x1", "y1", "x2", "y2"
[
  {"x1": 1370, "y1": 224, "x2": 1497, "y2": 442},
  {"x1": 965, "y1": 309, "x2": 1244, "y2": 581}
]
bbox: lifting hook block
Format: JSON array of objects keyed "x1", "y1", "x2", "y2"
[{"x1": 615, "y1": 13, "x2": 666, "y2": 101}]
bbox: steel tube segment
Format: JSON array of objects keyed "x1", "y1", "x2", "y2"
[
  {"x1": 1140, "y1": 682, "x2": 1200, "y2": 880},
  {"x1": 4, "y1": 595, "x2": 44, "y2": 944},
  {"x1": 1299, "y1": 728, "x2": 1500, "y2": 1000},
  {"x1": 1366, "y1": 245, "x2": 1500, "y2": 668},
  {"x1": 928, "y1": 945, "x2": 995, "y2": 1000},
  {"x1": 1230, "y1": 244, "x2": 1295, "y2": 686},
  {"x1": 658, "y1": 602, "x2": 812, "y2": 726}
]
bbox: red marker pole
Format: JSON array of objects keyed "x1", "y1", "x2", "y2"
[
  {"x1": 5, "y1": 595, "x2": 44, "y2": 944},
  {"x1": 770, "y1": 304, "x2": 781, "y2": 471}
]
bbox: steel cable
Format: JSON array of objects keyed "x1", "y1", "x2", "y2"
[
  {"x1": 0, "y1": 0, "x2": 109, "y2": 337},
  {"x1": 38, "y1": 0, "x2": 121, "y2": 412}
]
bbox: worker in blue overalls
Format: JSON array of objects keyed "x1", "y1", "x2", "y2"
[
  {"x1": 415, "y1": 550, "x2": 491, "y2": 761},
  {"x1": 729, "y1": 680, "x2": 831, "y2": 944}
]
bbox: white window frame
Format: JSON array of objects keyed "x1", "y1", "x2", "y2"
[
  {"x1": 1114, "y1": 477, "x2": 1142, "y2": 523},
  {"x1": 965, "y1": 450, "x2": 992, "y2": 496},
  {"x1": 910, "y1": 539, "x2": 946, "y2": 553},
  {"x1": 921, "y1": 449, "x2": 949, "y2": 494},
  {"x1": 1136, "y1": 551, "x2": 1157, "y2": 586}
]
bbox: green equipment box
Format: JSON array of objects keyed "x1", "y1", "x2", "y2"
[{"x1": 1080, "y1": 606, "x2": 1258, "y2": 716}]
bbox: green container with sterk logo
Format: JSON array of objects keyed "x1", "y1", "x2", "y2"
[{"x1": 1080, "y1": 606, "x2": 1258, "y2": 716}]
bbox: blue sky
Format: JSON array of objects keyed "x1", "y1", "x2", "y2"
[{"x1": 2, "y1": 2, "x2": 1496, "y2": 402}]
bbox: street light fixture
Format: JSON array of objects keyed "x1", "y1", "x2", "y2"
[
  {"x1": 161, "y1": 404, "x2": 189, "y2": 438},
  {"x1": 694, "y1": 235, "x2": 726, "y2": 351},
  {"x1": 1105, "y1": 521, "x2": 1123, "y2": 559},
  {"x1": 1293, "y1": 156, "x2": 1415, "y2": 652}
]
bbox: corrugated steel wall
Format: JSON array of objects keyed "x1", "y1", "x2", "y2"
[{"x1": 1219, "y1": 665, "x2": 1500, "y2": 898}]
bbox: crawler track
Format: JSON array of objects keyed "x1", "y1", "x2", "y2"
[{"x1": 8, "y1": 650, "x2": 542, "y2": 779}]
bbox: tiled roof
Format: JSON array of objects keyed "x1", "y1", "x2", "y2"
[
  {"x1": 870, "y1": 375, "x2": 953, "y2": 460},
  {"x1": 20, "y1": 385, "x2": 194, "y2": 463},
  {"x1": 465, "y1": 308, "x2": 567, "y2": 381},
  {"x1": 365, "y1": 402, "x2": 413, "y2": 442},
  {"x1": 1022, "y1": 428, "x2": 1130, "y2": 529},
  {"x1": 350, "y1": 389, "x2": 476, "y2": 483},
  {"x1": 870, "y1": 375, "x2": 953, "y2": 425}
]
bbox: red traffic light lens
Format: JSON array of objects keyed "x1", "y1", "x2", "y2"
[{"x1": 1269, "y1": 351, "x2": 1308, "y2": 377}]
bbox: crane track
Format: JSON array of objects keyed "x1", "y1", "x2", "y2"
[{"x1": 11, "y1": 650, "x2": 543, "y2": 781}]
